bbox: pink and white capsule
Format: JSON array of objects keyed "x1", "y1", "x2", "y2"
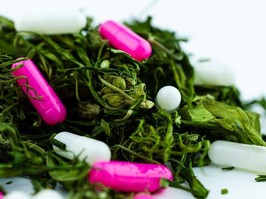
[
  {"x1": 11, "y1": 59, "x2": 66, "y2": 125},
  {"x1": 98, "y1": 20, "x2": 152, "y2": 61},
  {"x1": 88, "y1": 161, "x2": 173, "y2": 192}
]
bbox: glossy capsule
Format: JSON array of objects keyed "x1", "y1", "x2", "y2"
[
  {"x1": 208, "y1": 140, "x2": 266, "y2": 173},
  {"x1": 88, "y1": 161, "x2": 173, "y2": 192},
  {"x1": 11, "y1": 59, "x2": 66, "y2": 125},
  {"x1": 98, "y1": 20, "x2": 152, "y2": 61},
  {"x1": 53, "y1": 132, "x2": 111, "y2": 165}
]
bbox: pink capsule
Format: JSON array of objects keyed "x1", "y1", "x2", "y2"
[
  {"x1": 11, "y1": 59, "x2": 66, "y2": 125},
  {"x1": 98, "y1": 20, "x2": 152, "y2": 61},
  {"x1": 88, "y1": 161, "x2": 173, "y2": 192},
  {"x1": 0, "y1": 192, "x2": 3, "y2": 199}
]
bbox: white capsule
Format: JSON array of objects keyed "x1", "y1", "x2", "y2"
[
  {"x1": 156, "y1": 86, "x2": 181, "y2": 113},
  {"x1": 53, "y1": 132, "x2": 111, "y2": 165},
  {"x1": 14, "y1": 9, "x2": 86, "y2": 34},
  {"x1": 4, "y1": 191, "x2": 32, "y2": 199},
  {"x1": 208, "y1": 140, "x2": 266, "y2": 173},
  {"x1": 34, "y1": 189, "x2": 64, "y2": 199},
  {"x1": 193, "y1": 60, "x2": 235, "y2": 86}
]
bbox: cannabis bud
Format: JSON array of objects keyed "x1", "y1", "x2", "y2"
[
  {"x1": 103, "y1": 93, "x2": 124, "y2": 108},
  {"x1": 103, "y1": 74, "x2": 127, "y2": 91},
  {"x1": 78, "y1": 101, "x2": 101, "y2": 118}
]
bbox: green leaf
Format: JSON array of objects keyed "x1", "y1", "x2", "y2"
[
  {"x1": 46, "y1": 154, "x2": 90, "y2": 182},
  {"x1": 181, "y1": 95, "x2": 265, "y2": 145}
]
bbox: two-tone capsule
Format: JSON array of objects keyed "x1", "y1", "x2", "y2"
[
  {"x1": 11, "y1": 59, "x2": 66, "y2": 125},
  {"x1": 52, "y1": 132, "x2": 111, "y2": 165},
  {"x1": 88, "y1": 161, "x2": 173, "y2": 192},
  {"x1": 208, "y1": 140, "x2": 266, "y2": 173},
  {"x1": 98, "y1": 20, "x2": 152, "y2": 61}
]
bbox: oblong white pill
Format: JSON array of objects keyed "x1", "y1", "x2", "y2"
[
  {"x1": 208, "y1": 140, "x2": 266, "y2": 173},
  {"x1": 193, "y1": 60, "x2": 235, "y2": 86},
  {"x1": 34, "y1": 189, "x2": 64, "y2": 199},
  {"x1": 4, "y1": 191, "x2": 32, "y2": 199},
  {"x1": 53, "y1": 132, "x2": 111, "y2": 165},
  {"x1": 156, "y1": 85, "x2": 181, "y2": 113},
  {"x1": 14, "y1": 9, "x2": 86, "y2": 34}
]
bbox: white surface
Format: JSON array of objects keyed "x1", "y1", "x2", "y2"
[
  {"x1": 153, "y1": 186, "x2": 195, "y2": 199},
  {"x1": 194, "y1": 164, "x2": 266, "y2": 199},
  {"x1": 1, "y1": 1, "x2": 266, "y2": 199}
]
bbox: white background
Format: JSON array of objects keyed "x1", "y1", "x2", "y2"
[{"x1": 1, "y1": 1, "x2": 266, "y2": 198}]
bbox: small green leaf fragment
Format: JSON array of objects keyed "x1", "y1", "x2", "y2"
[
  {"x1": 222, "y1": 167, "x2": 235, "y2": 171},
  {"x1": 221, "y1": 188, "x2": 229, "y2": 195},
  {"x1": 255, "y1": 175, "x2": 266, "y2": 182}
]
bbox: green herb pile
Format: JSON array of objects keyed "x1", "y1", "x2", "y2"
[{"x1": 0, "y1": 16, "x2": 265, "y2": 199}]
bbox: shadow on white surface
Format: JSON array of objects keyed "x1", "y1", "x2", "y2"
[{"x1": 194, "y1": 163, "x2": 266, "y2": 199}]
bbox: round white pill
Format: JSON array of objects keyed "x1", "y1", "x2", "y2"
[
  {"x1": 53, "y1": 132, "x2": 111, "y2": 165},
  {"x1": 156, "y1": 85, "x2": 181, "y2": 113}
]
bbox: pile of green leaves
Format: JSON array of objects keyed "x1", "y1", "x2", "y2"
[{"x1": 0, "y1": 16, "x2": 265, "y2": 199}]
